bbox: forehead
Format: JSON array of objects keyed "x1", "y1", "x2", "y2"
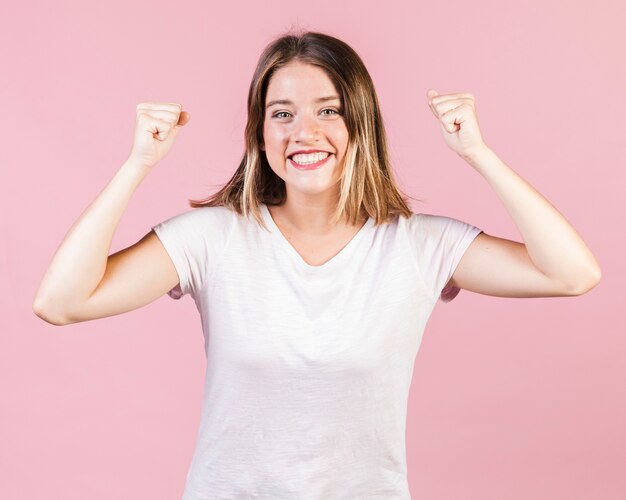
[{"x1": 265, "y1": 61, "x2": 338, "y2": 101}]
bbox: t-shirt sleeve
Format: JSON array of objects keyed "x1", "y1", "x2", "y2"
[
  {"x1": 150, "y1": 206, "x2": 232, "y2": 300},
  {"x1": 408, "y1": 212, "x2": 483, "y2": 303}
]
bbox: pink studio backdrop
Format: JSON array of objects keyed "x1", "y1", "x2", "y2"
[{"x1": 2, "y1": 0, "x2": 624, "y2": 499}]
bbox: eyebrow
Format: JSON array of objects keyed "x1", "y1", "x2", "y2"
[{"x1": 265, "y1": 95, "x2": 342, "y2": 109}]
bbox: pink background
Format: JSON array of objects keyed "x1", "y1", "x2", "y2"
[{"x1": 2, "y1": 0, "x2": 624, "y2": 498}]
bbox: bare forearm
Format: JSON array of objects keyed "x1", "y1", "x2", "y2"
[
  {"x1": 465, "y1": 146, "x2": 601, "y2": 288},
  {"x1": 33, "y1": 159, "x2": 152, "y2": 318}
]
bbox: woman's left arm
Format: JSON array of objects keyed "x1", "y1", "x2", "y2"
[{"x1": 427, "y1": 89, "x2": 601, "y2": 298}]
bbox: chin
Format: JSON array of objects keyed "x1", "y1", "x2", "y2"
[{"x1": 285, "y1": 179, "x2": 341, "y2": 196}]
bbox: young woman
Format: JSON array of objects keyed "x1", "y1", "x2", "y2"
[{"x1": 34, "y1": 30, "x2": 601, "y2": 499}]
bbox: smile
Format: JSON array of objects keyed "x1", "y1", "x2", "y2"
[{"x1": 289, "y1": 153, "x2": 332, "y2": 170}]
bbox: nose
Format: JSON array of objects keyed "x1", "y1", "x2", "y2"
[{"x1": 292, "y1": 113, "x2": 320, "y2": 143}]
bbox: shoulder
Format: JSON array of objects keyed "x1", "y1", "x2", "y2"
[
  {"x1": 161, "y1": 205, "x2": 236, "y2": 226},
  {"x1": 406, "y1": 211, "x2": 475, "y2": 231},
  {"x1": 152, "y1": 206, "x2": 239, "y2": 244},
  {"x1": 403, "y1": 212, "x2": 482, "y2": 253},
  {"x1": 403, "y1": 211, "x2": 448, "y2": 235}
]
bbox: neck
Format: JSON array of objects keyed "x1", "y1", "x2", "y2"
[{"x1": 270, "y1": 192, "x2": 362, "y2": 235}]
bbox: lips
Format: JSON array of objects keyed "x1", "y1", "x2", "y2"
[
  {"x1": 287, "y1": 149, "x2": 330, "y2": 158},
  {"x1": 289, "y1": 153, "x2": 332, "y2": 170}
]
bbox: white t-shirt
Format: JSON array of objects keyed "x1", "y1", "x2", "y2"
[{"x1": 151, "y1": 203, "x2": 482, "y2": 500}]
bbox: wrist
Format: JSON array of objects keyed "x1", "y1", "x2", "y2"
[
  {"x1": 460, "y1": 144, "x2": 494, "y2": 167},
  {"x1": 122, "y1": 158, "x2": 152, "y2": 175},
  {"x1": 118, "y1": 159, "x2": 153, "y2": 187}
]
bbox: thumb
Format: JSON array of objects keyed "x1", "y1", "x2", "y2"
[
  {"x1": 169, "y1": 112, "x2": 190, "y2": 138},
  {"x1": 177, "y1": 111, "x2": 191, "y2": 126}
]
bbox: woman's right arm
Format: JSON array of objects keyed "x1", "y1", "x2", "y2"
[{"x1": 33, "y1": 103, "x2": 190, "y2": 326}]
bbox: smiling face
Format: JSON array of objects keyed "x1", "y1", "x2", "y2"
[{"x1": 262, "y1": 61, "x2": 349, "y2": 202}]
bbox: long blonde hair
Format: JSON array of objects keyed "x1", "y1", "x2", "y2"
[{"x1": 189, "y1": 28, "x2": 419, "y2": 229}]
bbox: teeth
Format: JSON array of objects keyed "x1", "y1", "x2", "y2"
[{"x1": 291, "y1": 152, "x2": 330, "y2": 165}]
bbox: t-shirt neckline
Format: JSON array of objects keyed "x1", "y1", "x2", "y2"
[{"x1": 261, "y1": 203, "x2": 374, "y2": 273}]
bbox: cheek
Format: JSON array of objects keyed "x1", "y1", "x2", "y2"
[
  {"x1": 330, "y1": 123, "x2": 349, "y2": 149},
  {"x1": 263, "y1": 126, "x2": 288, "y2": 150},
  {"x1": 334, "y1": 138, "x2": 349, "y2": 160}
]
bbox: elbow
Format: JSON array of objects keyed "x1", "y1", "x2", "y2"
[
  {"x1": 568, "y1": 264, "x2": 602, "y2": 296},
  {"x1": 32, "y1": 296, "x2": 71, "y2": 326}
]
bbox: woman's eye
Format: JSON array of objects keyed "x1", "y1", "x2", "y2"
[{"x1": 273, "y1": 109, "x2": 340, "y2": 119}]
